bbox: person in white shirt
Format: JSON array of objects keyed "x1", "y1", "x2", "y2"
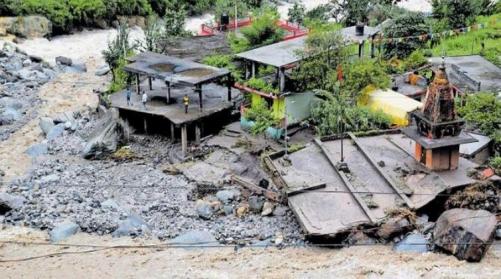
[{"x1": 142, "y1": 91, "x2": 148, "y2": 110}]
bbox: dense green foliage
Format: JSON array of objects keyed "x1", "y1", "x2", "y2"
[
  {"x1": 292, "y1": 26, "x2": 346, "y2": 91},
  {"x1": 288, "y1": 2, "x2": 306, "y2": 24},
  {"x1": 383, "y1": 12, "x2": 429, "y2": 58},
  {"x1": 244, "y1": 77, "x2": 279, "y2": 94},
  {"x1": 428, "y1": 14, "x2": 501, "y2": 66},
  {"x1": 403, "y1": 50, "x2": 428, "y2": 70},
  {"x1": 489, "y1": 156, "x2": 501, "y2": 175},
  {"x1": 244, "y1": 101, "x2": 280, "y2": 135},
  {"x1": 341, "y1": 60, "x2": 391, "y2": 99},
  {"x1": 457, "y1": 92, "x2": 501, "y2": 147},
  {"x1": 202, "y1": 54, "x2": 242, "y2": 82},
  {"x1": 431, "y1": 0, "x2": 495, "y2": 28},
  {"x1": 214, "y1": 0, "x2": 249, "y2": 19},
  {"x1": 311, "y1": 91, "x2": 392, "y2": 136},
  {"x1": 228, "y1": 7, "x2": 284, "y2": 52},
  {"x1": 102, "y1": 24, "x2": 136, "y2": 91}
]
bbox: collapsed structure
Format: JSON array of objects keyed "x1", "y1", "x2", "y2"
[{"x1": 264, "y1": 62, "x2": 498, "y2": 240}]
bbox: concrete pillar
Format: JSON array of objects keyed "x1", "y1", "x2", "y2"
[
  {"x1": 166, "y1": 81, "x2": 171, "y2": 104},
  {"x1": 227, "y1": 74, "x2": 232, "y2": 101},
  {"x1": 143, "y1": 117, "x2": 148, "y2": 134},
  {"x1": 170, "y1": 123, "x2": 175, "y2": 142},
  {"x1": 136, "y1": 74, "x2": 140, "y2": 94},
  {"x1": 370, "y1": 36, "x2": 375, "y2": 58},
  {"x1": 245, "y1": 62, "x2": 250, "y2": 79},
  {"x1": 148, "y1": 77, "x2": 153, "y2": 90},
  {"x1": 279, "y1": 67, "x2": 285, "y2": 93},
  {"x1": 251, "y1": 62, "x2": 256, "y2": 78},
  {"x1": 181, "y1": 124, "x2": 188, "y2": 158},
  {"x1": 195, "y1": 123, "x2": 201, "y2": 145},
  {"x1": 196, "y1": 85, "x2": 203, "y2": 111}
]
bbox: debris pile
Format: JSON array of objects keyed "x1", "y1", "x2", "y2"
[{"x1": 0, "y1": 42, "x2": 55, "y2": 140}]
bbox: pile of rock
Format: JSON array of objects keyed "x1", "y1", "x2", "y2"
[{"x1": 0, "y1": 42, "x2": 55, "y2": 140}]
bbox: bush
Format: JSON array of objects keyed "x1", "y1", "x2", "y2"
[
  {"x1": 403, "y1": 50, "x2": 428, "y2": 70},
  {"x1": 489, "y1": 156, "x2": 501, "y2": 175},
  {"x1": 305, "y1": 4, "x2": 330, "y2": 22},
  {"x1": 342, "y1": 60, "x2": 391, "y2": 99},
  {"x1": 288, "y1": 2, "x2": 306, "y2": 24},
  {"x1": 383, "y1": 12, "x2": 428, "y2": 59},
  {"x1": 202, "y1": 54, "x2": 242, "y2": 82},
  {"x1": 457, "y1": 92, "x2": 501, "y2": 140},
  {"x1": 244, "y1": 101, "x2": 280, "y2": 135},
  {"x1": 244, "y1": 77, "x2": 279, "y2": 94},
  {"x1": 239, "y1": 7, "x2": 284, "y2": 48},
  {"x1": 311, "y1": 92, "x2": 392, "y2": 136}
]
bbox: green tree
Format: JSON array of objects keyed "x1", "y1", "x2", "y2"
[
  {"x1": 288, "y1": 2, "x2": 306, "y2": 24},
  {"x1": 432, "y1": 0, "x2": 477, "y2": 28},
  {"x1": 229, "y1": 6, "x2": 284, "y2": 52},
  {"x1": 102, "y1": 23, "x2": 136, "y2": 83},
  {"x1": 163, "y1": 3, "x2": 189, "y2": 38},
  {"x1": 382, "y1": 12, "x2": 428, "y2": 58},
  {"x1": 292, "y1": 27, "x2": 346, "y2": 91},
  {"x1": 214, "y1": 0, "x2": 249, "y2": 19}
]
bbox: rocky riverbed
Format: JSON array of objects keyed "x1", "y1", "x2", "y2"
[
  {"x1": 1, "y1": 105, "x2": 303, "y2": 245},
  {"x1": 0, "y1": 43, "x2": 56, "y2": 141}
]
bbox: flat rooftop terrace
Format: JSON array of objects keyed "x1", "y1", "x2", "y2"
[
  {"x1": 109, "y1": 82, "x2": 240, "y2": 126},
  {"x1": 429, "y1": 55, "x2": 501, "y2": 92},
  {"x1": 125, "y1": 52, "x2": 230, "y2": 85}
]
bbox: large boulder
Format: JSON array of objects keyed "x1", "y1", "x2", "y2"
[
  {"x1": 0, "y1": 193, "x2": 26, "y2": 214},
  {"x1": 112, "y1": 214, "x2": 149, "y2": 237},
  {"x1": 39, "y1": 117, "x2": 54, "y2": 135},
  {"x1": 7, "y1": 16, "x2": 52, "y2": 38},
  {"x1": 0, "y1": 17, "x2": 16, "y2": 36},
  {"x1": 433, "y1": 208, "x2": 497, "y2": 262},
  {"x1": 50, "y1": 222, "x2": 79, "y2": 242},
  {"x1": 82, "y1": 109, "x2": 129, "y2": 159}
]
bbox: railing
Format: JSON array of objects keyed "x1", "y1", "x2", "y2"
[{"x1": 198, "y1": 18, "x2": 309, "y2": 41}]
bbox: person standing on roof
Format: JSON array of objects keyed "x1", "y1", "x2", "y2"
[
  {"x1": 142, "y1": 90, "x2": 148, "y2": 110},
  {"x1": 126, "y1": 85, "x2": 132, "y2": 106},
  {"x1": 183, "y1": 94, "x2": 189, "y2": 114}
]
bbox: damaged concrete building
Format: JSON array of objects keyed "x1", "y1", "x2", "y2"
[
  {"x1": 264, "y1": 62, "x2": 499, "y2": 245},
  {"x1": 109, "y1": 52, "x2": 241, "y2": 157}
]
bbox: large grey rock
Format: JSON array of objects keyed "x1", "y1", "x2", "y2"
[
  {"x1": 216, "y1": 190, "x2": 235, "y2": 204},
  {"x1": 25, "y1": 143, "x2": 48, "y2": 157},
  {"x1": 7, "y1": 16, "x2": 52, "y2": 38},
  {"x1": 0, "y1": 193, "x2": 26, "y2": 214},
  {"x1": 39, "y1": 117, "x2": 54, "y2": 135},
  {"x1": 248, "y1": 196, "x2": 265, "y2": 213},
  {"x1": 0, "y1": 17, "x2": 16, "y2": 37},
  {"x1": 377, "y1": 217, "x2": 412, "y2": 240},
  {"x1": 50, "y1": 222, "x2": 79, "y2": 242},
  {"x1": 46, "y1": 123, "x2": 65, "y2": 140},
  {"x1": 0, "y1": 108, "x2": 21, "y2": 125},
  {"x1": 196, "y1": 200, "x2": 214, "y2": 220},
  {"x1": 82, "y1": 109, "x2": 125, "y2": 159},
  {"x1": 112, "y1": 214, "x2": 149, "y2": 237},
  {"x1": 53, "y1": 111, "x2": 74, "y2": 124},
  {"x1": 55, "y1": 56, "x2": 72, "y2": 66},
  {"x1": 95, "y1": 65, "x2": 110, "y2": 76},
  {"x1": 169, "y1": 230, "x2": 218, "y2": 246},
  {"x1": 394, "y1": 233, "x2": 429, "y2": 253},
  {"x1": 433, "y1": 208, "x2": 497, "y2": 262},
  {"x1": 261, "y1": 201, "x2": 274, "y2": 216}
]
